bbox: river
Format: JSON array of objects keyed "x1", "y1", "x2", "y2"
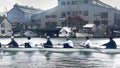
[{"x1": 0, "y1": 38, "x2": 120, "y2": 68}]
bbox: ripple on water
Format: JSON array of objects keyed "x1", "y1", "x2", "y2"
[{"x1": 0, "y1": 51, "x2": 120, "y2": 68}]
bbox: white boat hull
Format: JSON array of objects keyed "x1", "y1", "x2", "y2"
[{"x1": 1, "y1": 48, "x2": 120, "y2": 54}]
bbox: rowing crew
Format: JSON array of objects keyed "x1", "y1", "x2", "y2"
[
  {"x1": 43, "y1": 36, "x2": 117, "y2": 49},
  {"x1": 3, "y1": 36, "x2": 36, "y2": 48},
  {"x1": 79, "y1": 36, "x2": 116, "y2": 49},
  {"x1": 0, "y1": 36, "x2": 117, "y2": 49}
]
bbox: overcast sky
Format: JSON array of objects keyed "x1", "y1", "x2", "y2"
[{"x1": 0, "y1": 0, "x2": 120, "y2": 12}]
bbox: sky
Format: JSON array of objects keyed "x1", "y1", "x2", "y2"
[
  {"x1": 0, "y1": 0, "x2": 120, "y2": 12},
  {"x1": 0, "y1": 0, "x2": 58, "y2": 12}
]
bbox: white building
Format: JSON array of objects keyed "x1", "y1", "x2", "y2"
[
  {"x1": 0, "y1": 16, "x2": 12, "y2": 36},
  {"x1": 32, "y1": 0, "x2": 120, "y2": 37}
]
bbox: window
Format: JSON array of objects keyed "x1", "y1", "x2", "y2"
[
  {"x1": 62, "y1": 22, "x2": 67, "y2": 26},
  {"x1": 51, "y1": 15, "x2": 57, "y2": 18},
  {"x1": 1, "y1": 23, "x2": 5, "y2": 27},
  {"x1": 45, "y1": 15, "x2": 50, "y2": 18},
  {"x1": 101, "y1": 12, "x2": 108, "y2": 18},
  {"x1": 8, "y1": 30, "x2": 11, "y2": 32},
  {"x1": 79, "y1": 11, "x2": 82, "y2": 15},
  {"x1": 38, "y1": 19, "x2": 41, "y2": 22},
  {"x1": 101, "y1": 20, "x2": 108, "y2": 25},
  {"x1": 61, "y1": 2, "x2": 66, "y2": 5},
  {"x1": 84, "y1": 0, "x2": 88, "y2": 4},
  {"x1": 72, "y1": 1, "x2": 77, "y2": 5},
  {"x1": 52, "y1": 22, "x2": 57, "y2": 27},
  {"x1": 45, "y1": 22, "x2": 51, "y2": 28},
  {"x1": 31, "y1": 20, "x2": 34, "y2": 23},
  {"x1": 72, "y1": 11, "x2": 78, "y2": 16},
  {"x1": 1, "y1": 30, "x2": 5, "y2": 34},
  {"x1": 94, "y1": 12, "x2": 100, "y2": 16},
  {"x1": 45, "y1": 15, "x2": 57, "y2": 18},
  {"x1": 67, "y1": 12, "x2": 71, "y2": 15},
  {"x1": 61, "y1": 12, "x2": 66, "y2": 18},
  {"x1": 83, "y1": 10, "x2": 89, "y2": 16},
  {"x1": 94, "y1": 20, "x2": 100, "y2": 26},
  {"x1": 84, "y1": 21, "x2": 89, "y2": 24},
  {"x1": 45, "y1": 22, "x2": 57, "y2": 28},
  {"x1": 67, "y1": 1, "x2": 70, "y2": 5}
]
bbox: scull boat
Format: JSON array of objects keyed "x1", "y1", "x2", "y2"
[{"x1": 1, "y1": 48, "x2": 120, "y2": 54}]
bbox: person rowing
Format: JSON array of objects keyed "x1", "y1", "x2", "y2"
[
  {"x1": 58, "y1": 38, "x2": 73, "y2": 48},
  {"x1": 80, "y1": 36, "x2": 93, "y2": 48},
  {"x1": 103, "y1": 37, "x2": 117, "y2": 49},
  {"x1": 8, "y1": 36, "x2": 19, "y2": 48},
  {"x1": 43, "y1": 36, "x2": 53, "y2": 48},
  {"x1": 25, "y1": 37, "x2": 36, "y2": 48}
]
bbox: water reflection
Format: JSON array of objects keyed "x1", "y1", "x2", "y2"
[
  {"x1": 107, "y1": 54, "x2": 116, "y2": 59},
  {"x1": 1, "y1": 50, "x2": 120, "y2": 68},
  {"x1": 24, "y1": 51, "x2": 36, "y2": 57},
  {"x1": 44, "y1": 51, "x2": 52, "y2": 61},
  {"x1": 79, "y1": 51, "x2": 93, "y2": 58}
]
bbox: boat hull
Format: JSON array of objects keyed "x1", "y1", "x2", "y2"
[{"x1": 1, "y1": 48, "x2": 120, "y2": 54}]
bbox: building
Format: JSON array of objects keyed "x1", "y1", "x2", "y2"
[
  {"x1": 7, "y1": 4, "x2": 43, "y2": 24},
  {"x1": 7, "y1": 4, "x2": 43, "y2": 31},
  {"x1": 7, "y1": 4, "x2": 43, "y2": 36},
  {"x1": 32, "y1": 0, "x2": 120, "y2": 37},
  {"x1": 0, "y1": 16, "x2": 12, "y2": 36}
]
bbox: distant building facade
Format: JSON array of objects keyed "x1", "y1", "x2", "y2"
[
  {"x1": 7, "y1": 4, "x2": 43, "y2": 36},
  {"x1": 32, "y1": 0, "x2": 120, "y2": 37},
  {"x1": 0, "y1": 16, "x2": 12, "y2": 36},
  {"x1": 7, "y1": 4, "x2": 43, "y2": 24}
]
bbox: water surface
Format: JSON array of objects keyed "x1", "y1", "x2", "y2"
[{"x1": 0, "y1": 38, "x2": 120, "y2": 68}]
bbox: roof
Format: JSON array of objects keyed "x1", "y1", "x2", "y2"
[
  {"x1": 93, "y1": 0, "x2": 114, "y2": 9},
  {"x1": 0, "y1": 16, "x2": 5, "y2": 24},
  {"x1": 44, "y1": 6, "x2": 58, "y2": 14},
  {"x1": 14, "y1": 4, "x2": 43, "y2": 14},
  {"x1": 32, "y1": 6, "x2": 58, "y2": 19},
  {"x1": 0, "y1": 16, "x2": 11, "y2": 24},
  {"x1": 83, "y1": 24, "x2": 95, "y2": 28}
]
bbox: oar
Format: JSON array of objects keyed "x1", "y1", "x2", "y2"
[
  {"x1": 0, "y1": 44, "x2": 5, "y2": 57},
  {"x1": 74, "y1": 42, "x2": 87, "y2": 48}
]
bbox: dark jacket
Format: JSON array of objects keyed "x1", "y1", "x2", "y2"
[
  {"x1": 103, "y1": 40, "x2": 117, "y2": 49},
  {"x1": 44, "y1": 39, "x2": 53, "y2": 48},
  {"x1": 8, "y1": 39, "x2": 19, "y2": 48}
]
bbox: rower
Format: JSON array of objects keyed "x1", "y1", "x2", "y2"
[
  {"x1": 59, "y1": 38, "x2": 73, "y2": 48},
  {"x1": 80, "y1": 36, "x2": 93, "y2": 48},
  {"x1": 8, "y1": 36, "x2": 19, "y2": 48},
  {"x1": 103, "y1": 37, "x2": 117, "y2": 49},
  {"x1": 25, "y1": 37, "x2": 36, "y2": 48},
  {"x1": 43, "y1": 36, "x2": 53, "y2": 48}
]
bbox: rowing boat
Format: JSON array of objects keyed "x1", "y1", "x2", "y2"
[
  {"x1": 1, "y1": 48, "x2": 120, "y2": 54},
  {"x1": 0, "y1": 43, "x2": 118, "y2": 53},
  {"x1": 1, "y1": 48, "x2": 40, "y2": 51},
  {"x1": 1, "y1": 48, "x2": 82, "y2": 52}
]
